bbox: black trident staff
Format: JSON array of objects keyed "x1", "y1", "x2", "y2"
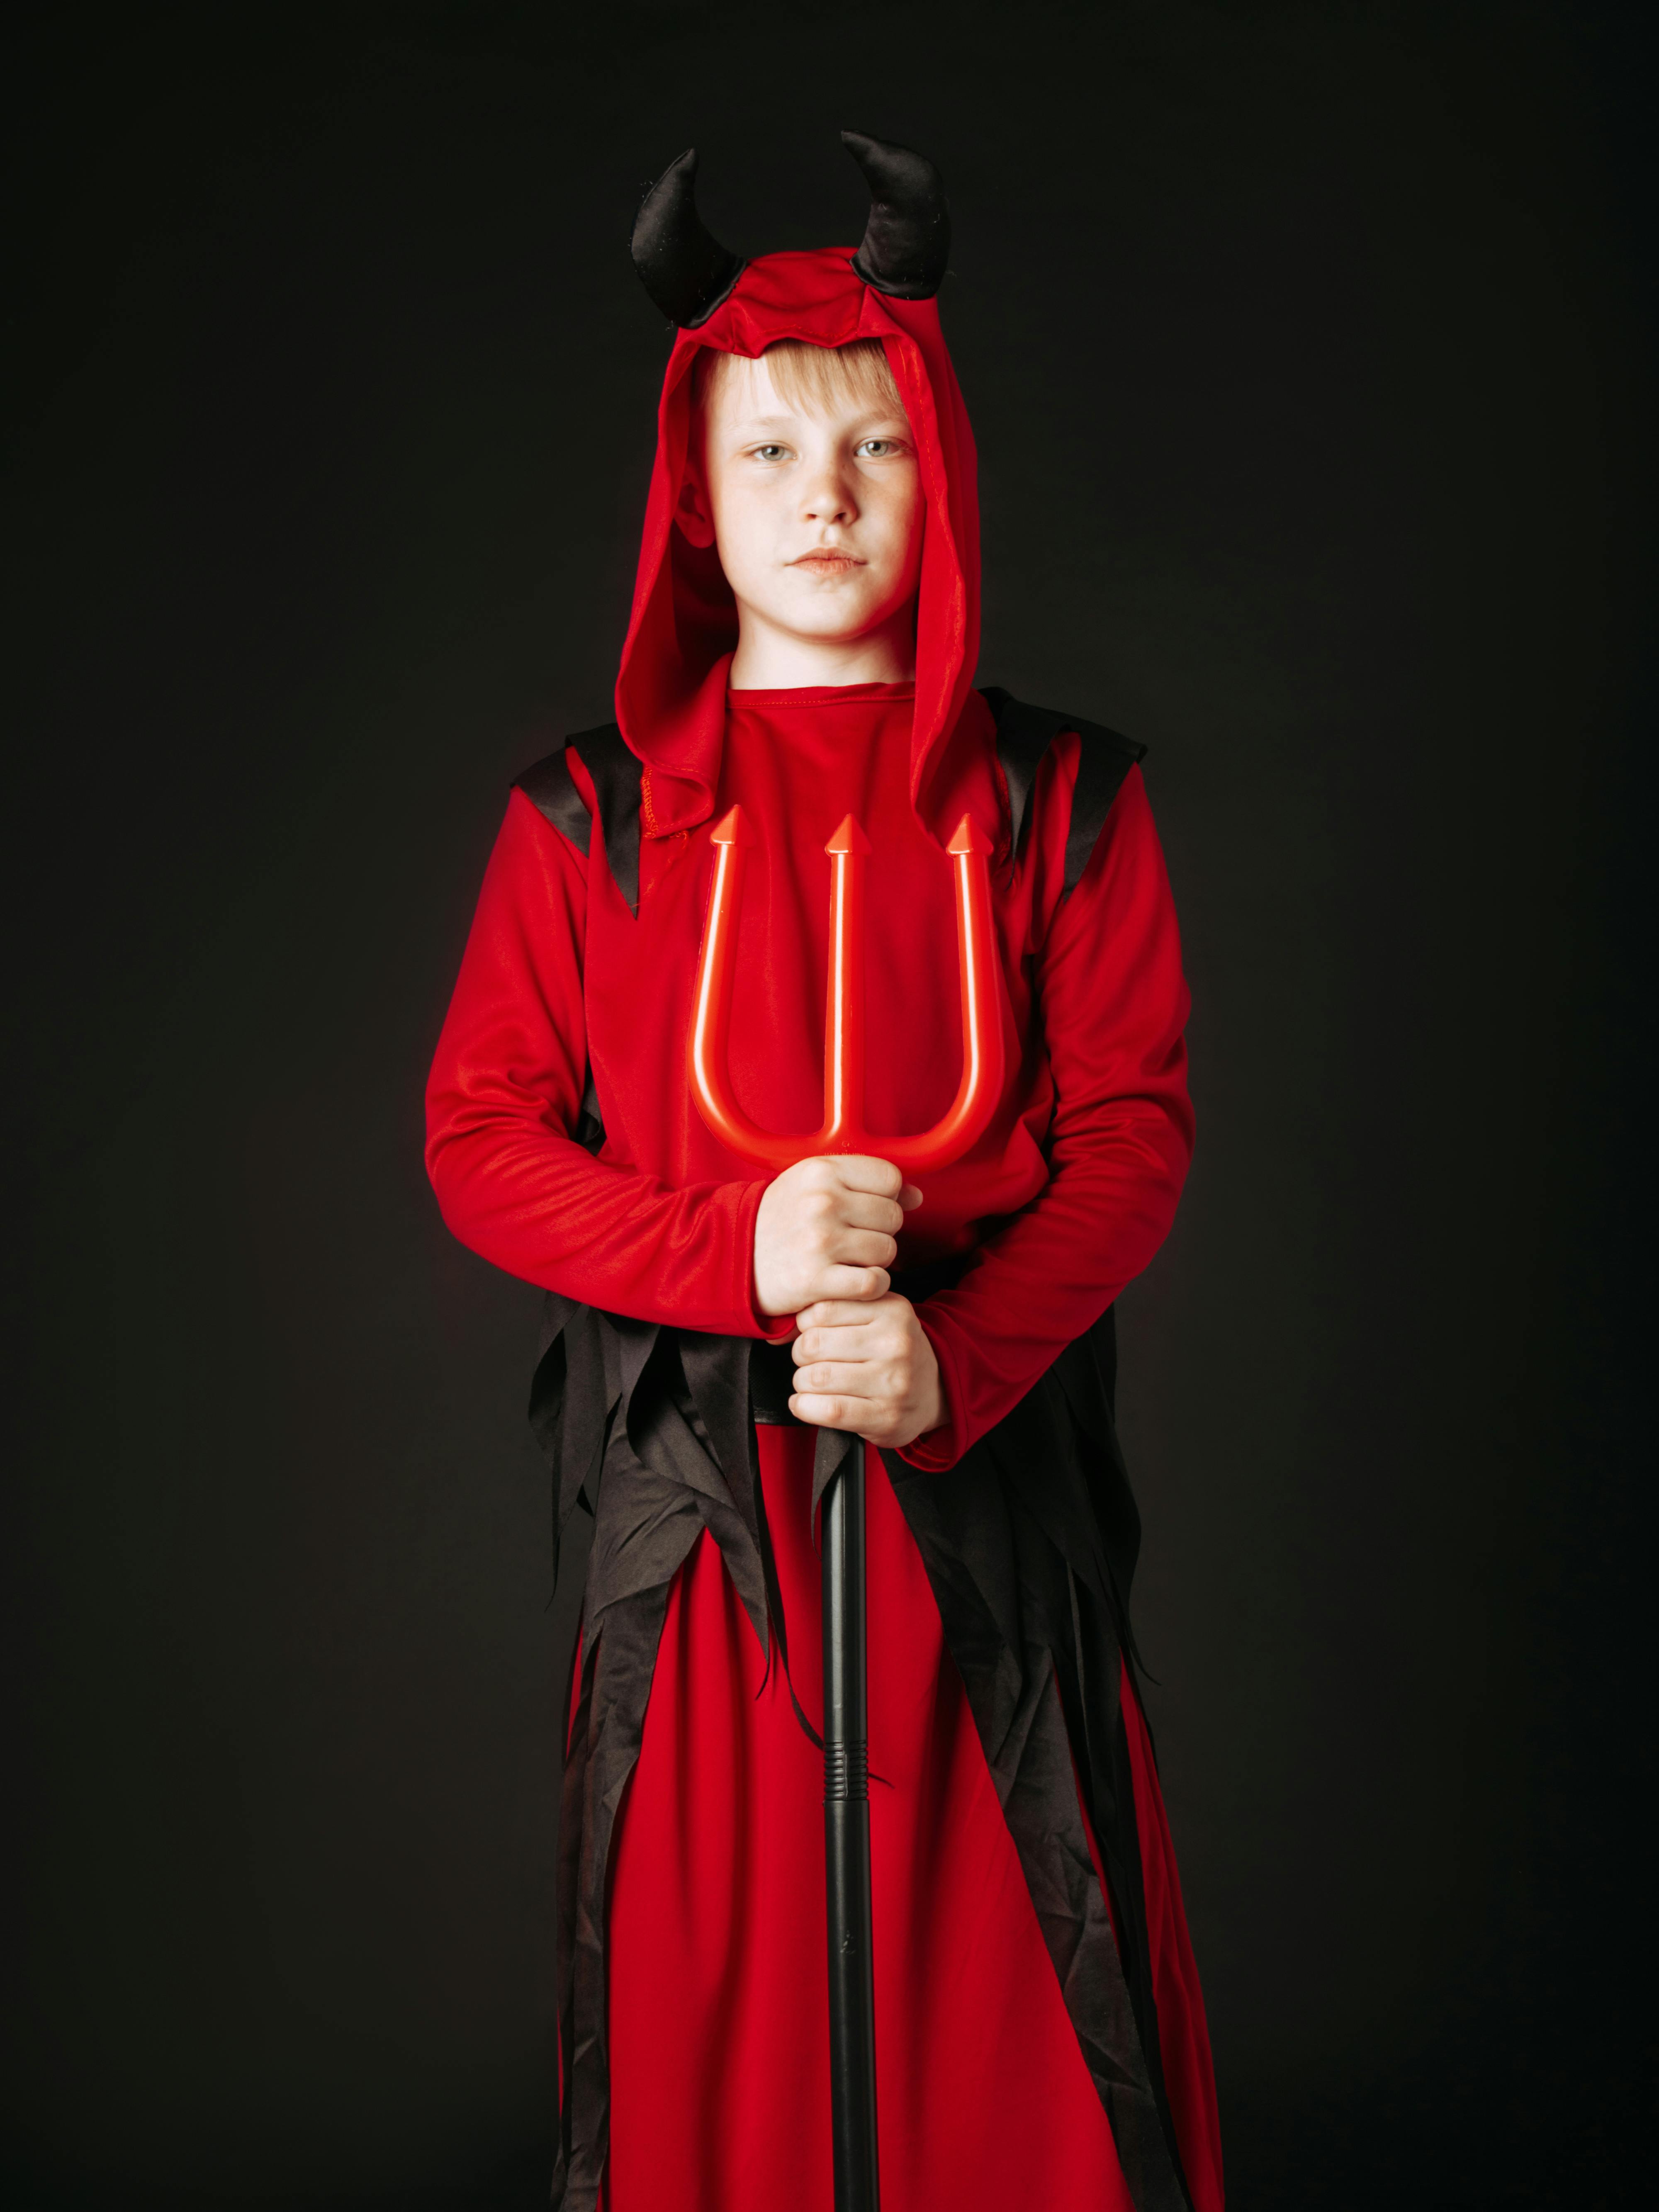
[
  {"x1": 820, "y1": 1434, "x2": 877, "y2": 2211},
  {"x1": 686, "y1": 802, "x2": 1002, "y2": 2209}
]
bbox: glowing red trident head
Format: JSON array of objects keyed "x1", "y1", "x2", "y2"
[{"x1": 688, "y1": 809, "x2": 1005, "y2": 1175}]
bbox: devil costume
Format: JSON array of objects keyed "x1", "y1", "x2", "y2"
[{"x1": 426, "y1": 136, "x2": 1224, "y2": 2212}]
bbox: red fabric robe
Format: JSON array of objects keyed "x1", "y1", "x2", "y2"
[{"x1": 425, "y1": 246, "x2": 1222, "y2": 2210}]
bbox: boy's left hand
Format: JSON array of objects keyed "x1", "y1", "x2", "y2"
[{"x1": 788, "y1": 1293, "x2": 944, "y2": 1449}]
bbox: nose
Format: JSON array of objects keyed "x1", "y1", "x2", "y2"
[{"x1": 800, "y1": 451, "x2": 858, "y2": 527}]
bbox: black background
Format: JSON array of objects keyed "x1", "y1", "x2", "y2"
[{"x1": 5, "y1": 4, "x2": 1653, "y2": 2207}]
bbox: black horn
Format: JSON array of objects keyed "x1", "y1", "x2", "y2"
[
  {"x1": 631, "y1": 148, "x2": 746, "y2": 327},
  {"x1": 841, "y1": 129, "x2": 951, "y2": 299}
]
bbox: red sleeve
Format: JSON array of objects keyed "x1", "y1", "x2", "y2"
[
  {"x1": 424, "y1": 787, "x2": 774, "y2": 1336},
  {"x1": 899, "y1": 766, "x2": 1194, "y2": 1468}
]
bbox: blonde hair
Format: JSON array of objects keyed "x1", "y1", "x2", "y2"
[{"x1": 692, "y1": 337, "x2": 905, "y2": 421}]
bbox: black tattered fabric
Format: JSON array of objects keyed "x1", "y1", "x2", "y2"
[{"x1": 533, "y1": 1307, "x2": 1193, "y2": 2212}]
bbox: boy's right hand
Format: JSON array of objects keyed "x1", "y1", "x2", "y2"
[{"x1": 753, "y1": 1155, "x2": 922, "y2": 1319}]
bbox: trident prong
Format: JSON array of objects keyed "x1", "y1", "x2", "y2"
[{"x1": 688, "y1": 805, "x2": 1004, "y2": 1177}]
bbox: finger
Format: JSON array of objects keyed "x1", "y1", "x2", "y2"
[
  {"x1": 794, "y1": 1325, "x2": 878, "y2": 1365},
  {"x1": 795, "y1": 1310, "x2": 898, "y2": 1357},
  {"x1": 788, "y1": 1392, "x2": 877, "y2": 1432},
  {"x1": 899, "y1": 1182, "x2": 923, "y2": 1211},
  {"x1": 792, "y1": 1361, "x2": 886, "y2": 1398},
  {"x1": 790, "y1": 1155, "x2": 847, "y2": 1191},
  {"x1": 797, "y1": 1296, "x2": 900, "y2": 1332},
  {"x1": 812, "y1": 1264, "x2": 890, "y2": 1304},
  {"x1": 829, "y1": 1229, "x2": 899, "y2": 1269},
  {"x1": 822, "y1": 1155, "x2": 906, "y2": 1199},
  {"x1": 838, "y1": 1193, "x2": 907, "y2": 1235}
]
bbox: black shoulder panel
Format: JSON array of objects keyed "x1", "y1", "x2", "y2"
[
  {"x1": 980, "y1": 686, "x2": 1147, "y2": 895},
  {"x1": 511, "y1": 720, "x2": 644, "y2": 915},
  {"x1": 1065, "y1": 718, "x2": 1148, "y2": 895},
  {"x1": 513, "y1": 746, "x2": 589, "y2": 848},
  {"x1": 570, "y1": 722, "x2": 644, "y2": 915}
]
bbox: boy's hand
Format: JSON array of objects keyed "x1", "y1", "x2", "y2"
[
  {"x1": 788, "y1": 1293, "x2": 944, "y2": 1449},
  {"x1": 753, "y1": 1156, "x2": 921, "y2": 1318}
]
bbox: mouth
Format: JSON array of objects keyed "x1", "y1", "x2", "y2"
[{"x1": 789, "y1": 550, "x2": 864, "y2": 577}]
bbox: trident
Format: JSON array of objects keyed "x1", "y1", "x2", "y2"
[{"x1": 689, "y1": 804, "x2": 1004, "y2": 2212}]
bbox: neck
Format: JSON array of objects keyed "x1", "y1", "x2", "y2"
[{"x1": 727, "y1": 605, "x2": 916, "y2": 690}]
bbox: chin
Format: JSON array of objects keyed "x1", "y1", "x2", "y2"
[
  {"x1": 777, "y1": 592, "x2": 887, "y2": 637},
  {"x1": 791, "y1": 619, "x2": 885, "y2": 648}
]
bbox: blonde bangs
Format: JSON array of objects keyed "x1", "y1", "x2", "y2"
[{"x1": 693, "y1": 337, "x2": 905, "y2": 422}]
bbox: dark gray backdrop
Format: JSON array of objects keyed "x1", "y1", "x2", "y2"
[{"x1": 6, "y1": 4, "x2": 1652, "y2": 2207}]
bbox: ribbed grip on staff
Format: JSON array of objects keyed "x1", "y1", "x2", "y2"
[{"x1": 824, "y1": 1743, "x2": 870, "y2": 1802}]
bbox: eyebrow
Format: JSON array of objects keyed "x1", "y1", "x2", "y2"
[{"x1": 722, "y1": 411, "x2": 910, "y2": 435}]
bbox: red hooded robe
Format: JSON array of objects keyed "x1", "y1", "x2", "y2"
[{"x1": 426, "y1": 242, "x2": 1222, "y2": 2212}]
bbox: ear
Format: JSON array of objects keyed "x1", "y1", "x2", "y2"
[{"x1": 675, "y1": 467, "x2": 716, "y2": 549}]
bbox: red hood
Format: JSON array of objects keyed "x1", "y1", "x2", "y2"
[{"x1": 615, "y1": 247, "x2": 985, "y2": 845}]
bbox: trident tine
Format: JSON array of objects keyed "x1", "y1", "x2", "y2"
[
  {"x1": 687, "y1": 805, "x2": 805, "y2": 1169},
  {"x1": 856, "y1": 815, "x2": 1002, "y2": 1174},
  {"x1": 822, "y1": 816, "x2": 871, "y2": 1151}
]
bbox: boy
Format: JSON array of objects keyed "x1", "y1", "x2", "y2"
[{"x1": 426, "y1": 134, "x2": 1221, "y2": 2212}]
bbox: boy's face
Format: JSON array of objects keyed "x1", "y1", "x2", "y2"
[{"x1": 686, "y1": 352, "x2": 923, "y2": 658}]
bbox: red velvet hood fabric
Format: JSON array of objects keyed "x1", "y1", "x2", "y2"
[{"x1": 615, "y1": 247, "x2": 988, "y2": 845}]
